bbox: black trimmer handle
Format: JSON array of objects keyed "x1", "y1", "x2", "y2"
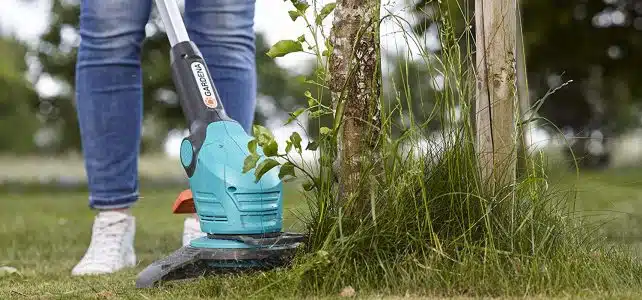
[
  {"x1": 170, "y1": 41, "x2": 232, "y2": 130},
  {"x1": 169, "y1": 41, "x2": 234, "y2": 177},
  {"x1": 154, "y1": 0, "x2": 234, "y2": 164}
]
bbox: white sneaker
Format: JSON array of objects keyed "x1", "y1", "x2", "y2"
[
  {"x1": 71, "y1": 211, "x2": 136, "y2": 276},
  {"x1": 182, "y1": 216, "x2": 207, "y2": 246}
]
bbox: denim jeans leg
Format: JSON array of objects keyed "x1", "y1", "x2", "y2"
[
  {"x1": 184, "y1": 0, "x2": 257, "y2": 133},
  {"x1": 75, "y1": 0, "x2": 152, "y2": 209}
]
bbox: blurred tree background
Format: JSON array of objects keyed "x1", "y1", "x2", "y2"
[
  {"x1": 408, "y1": 0, "x2": 642, "y2": 168},
  {"x1": 0, "y1": 38, "x2": 40, "y2": 153},
  {"x1": 1, "y1": 0, "x2": 314, "y2": 155},
  {"x1": 2, "y1": 0, "x2": 642, "y2": 171}
]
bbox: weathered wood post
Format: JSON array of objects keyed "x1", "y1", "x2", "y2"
[
  {"x1": 474, "y1": 0, "x2": 519, "y2": 187},
  {"x1": 516, "y1": 3, "x2": 532, "y2": 174}
]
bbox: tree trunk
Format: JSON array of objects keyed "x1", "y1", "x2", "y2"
[
  {"x1": 474, "y1": 0, "x2": 518, "y2": 188},
  {"x1": 328, "y1": 0, "x2": 382, "y2": 219}
]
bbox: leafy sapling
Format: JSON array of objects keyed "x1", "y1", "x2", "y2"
[
  {"x1": 243, "y1": 0, "x2": 337, "y2": 193},
  {"x1": 242, "y1": 124, "x2": 310, "y2": 185}
]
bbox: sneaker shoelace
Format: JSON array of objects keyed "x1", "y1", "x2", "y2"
[{"x1": 81, "y1": 214, "x2": 130, "y2": 268}]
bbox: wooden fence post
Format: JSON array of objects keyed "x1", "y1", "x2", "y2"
[{"x1": 475, "y1": 0, "x2": 519, "y2": 188}]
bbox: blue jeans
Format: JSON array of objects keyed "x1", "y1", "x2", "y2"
[{"x1": 75, "y1": 0, "x2": 257, "y2": 209}]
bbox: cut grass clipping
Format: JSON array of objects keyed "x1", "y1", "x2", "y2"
[{"x1": 234, "y1": 1, "x2": 642, "y2": 298}]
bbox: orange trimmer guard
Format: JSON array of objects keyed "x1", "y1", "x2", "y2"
[{"x1": 172, "y1": 189, "x2": 196, "y2": 214}]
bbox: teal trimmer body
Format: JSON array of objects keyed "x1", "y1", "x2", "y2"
[{"x1": 135, "y1": 0, "x2": 304, "y2": 288}]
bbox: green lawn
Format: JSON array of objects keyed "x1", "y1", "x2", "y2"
[
  {"x1": 2, "y1": 168, "x2": 642, "y2": 299},
  {"x1": 553, "y1": 167, "x2": 642, "y2": 254},
  {"x1": 0, "y1": 183, "x2": 309, "y2": 299}
]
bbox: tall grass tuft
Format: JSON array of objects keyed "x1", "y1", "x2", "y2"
[{"x1": 238, "y1": 1, "x2": 642, "y2": 298}]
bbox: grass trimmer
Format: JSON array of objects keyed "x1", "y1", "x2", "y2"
[{"x1": 135, "y1": 0, "x2": 305, "y2": 288}]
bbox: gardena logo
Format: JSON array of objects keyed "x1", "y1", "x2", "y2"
[{"x1": 191, "y1": 62, "x2": 217, "y2": 109}]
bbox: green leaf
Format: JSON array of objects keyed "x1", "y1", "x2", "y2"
[
  {"x1": 315, "y1": 2, "x2": 336, "y2": 25},
  {"x1": 290, "y1": 132, "x2": 303, "y2": 153},
  {"x1": 258, "y1": 134, "x2": 273, "y2": 147},
  {"x1": 297, "y1": 35, "x2": 306, "y2": 43},
  {"x1": 321, "y1": 49, "x2": 330, "y2": 57},
  {"x1": 254, "y1": 158, "x2": 280, "y2": 182},
  {"x1": 242, "y1": 154, "x2": 260, "y2": 173},
  {"x1": 278, "y1": 162, "x2": 296, "y2": 180},
  {"x1": 252, "y1": 124, "x2": 274, "y2": 139},
  {"x1": 306, "y1": 140, "x2": 319, "y2": 151},
  {"x1": 263, "y1": 140, "x2": 279, "y2": 157},
  {"x1": 320, "y1": 127, "x2": 332, "y2": 135},
  {"x1": 285, "y1": 141, "x2": 293, "y2": 153},
  {"x1": 288, "y1": 10, "x2": 300, "y2": 21},
  {"x1": 266, "y1": 40, "x2": 303, "y2": 58},
  {"x1": 302, "y1": 180, "x2": 315, "y2": 191},
  {"x1": 290, "y1": 0, "x2": 309, "y2": 12},
  {"x1": 248, "y1": 139, "x2": 258, "y2": 154},
  {"x1": 309, "y1": 106, "x2": 333, "y2": 118},
  {"x1": 304, "y1": 90, "x2": 317, "y2": 107},
  {"x1": 309, "y1": 109, "x2": 326, "y2": 118},
  {"x1": 252, "y1": 125, "x2": 274, "y2": 146},
  {"x1": 286, "y1": 108, "x2": 306, "y2": 125}
]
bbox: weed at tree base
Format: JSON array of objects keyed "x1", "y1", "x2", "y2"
[{"x1": 233, "y1": 0, "x2": 642, "y2": 298}]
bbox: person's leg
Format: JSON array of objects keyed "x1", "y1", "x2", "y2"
[
  {"x1": 72, "y1": 0, "x2": 152, "y2": 276},
  {"x1": 184, "y1": 0, "x2": 257, "y2": 132},
  {"x1": 76, "y1": 0, "x2": 150, "y2": 211},
  {"x1": 180, "y1": 0, "x2": 257, "y2": 245}
]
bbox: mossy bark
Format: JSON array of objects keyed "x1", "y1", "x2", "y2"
[{"x1": 328, "y1": 0, "x2": 382, "y2": 221}]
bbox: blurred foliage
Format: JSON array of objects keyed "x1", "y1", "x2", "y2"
[
  {"x1": 0, "y1": 37, "x2": 40, "y2": 153},
  {"x1": 8, "y1": 0, "x2": 314, "y2": 154},
  {"x1": 411, "y1": 0, "x2": 642, "y2": 134},
  {"x1": 2, "y1": 0, "x2": 642, "y2": 165},
  {"x1": 522, "y1": 0, "x2": 642, "y2": 134},
  {"x1": 408, "y1": 0, "x2": 642, "y2": 168},
  {"x1": 383, "y1": 55, "x2": 443, "y2": 134}
]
